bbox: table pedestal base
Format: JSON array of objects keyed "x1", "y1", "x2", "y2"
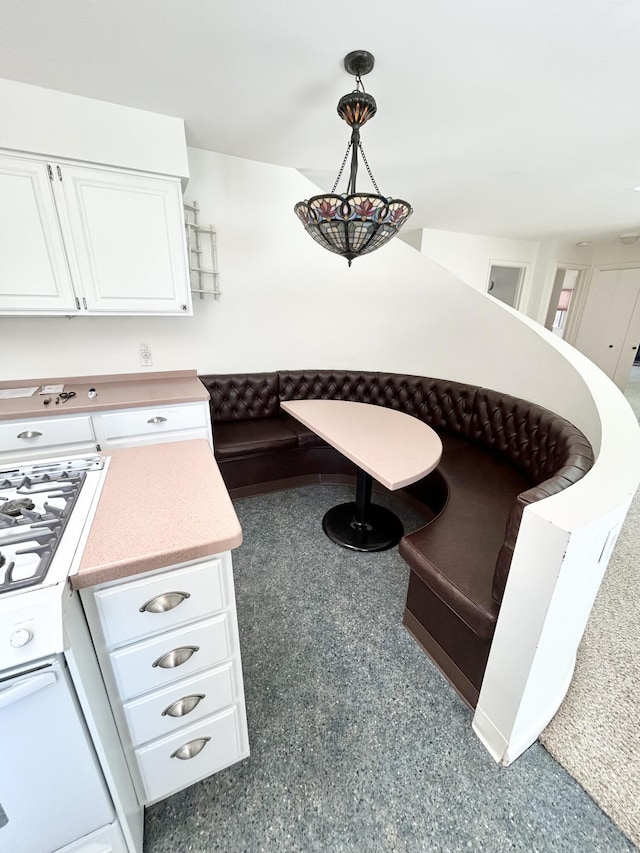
[
  {"x1": 322, "y1": 502, "x2": 404, "y2": 552},
  {"x1": 322, "y1": 468, "x2": 404, "y2": 552}
]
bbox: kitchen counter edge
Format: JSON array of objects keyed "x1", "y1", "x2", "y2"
[
  {"x1": 71, "y1": 439, "x2": 242, "y2": 590},
  {"x1": 0, "y1": 370, "x2": 209, "y2": 421}
]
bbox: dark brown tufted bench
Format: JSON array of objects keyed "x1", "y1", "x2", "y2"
[{"x1": 199, "y1": 370, "x2": 594, "y2": 706}]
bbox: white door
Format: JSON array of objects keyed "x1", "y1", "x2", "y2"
[
  {"x1": 0, "y1": 154, "x2": 78, "y2": 314},
  {"x1": 573, "y1": 268, "x2": 640, "y2": 389},
  {"x1": 56, "y1": 164, "x2": 192, "y2": 315}
]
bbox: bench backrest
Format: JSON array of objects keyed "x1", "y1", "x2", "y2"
[
  {"x1": 200, "y1": 373, "x2": 280, "y2": 422},
  {"x1": 201, "y1": 370, "x2": 594, "y2": 604}
]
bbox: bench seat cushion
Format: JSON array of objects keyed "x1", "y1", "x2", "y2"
[
  {"x1": 213, "y1": 417, "x2": 299, "y2": 459},
  {"x1": 399, "y1": 443, "x2": 530, "y2": 638},
  {"x1": 282, "y1": 414, "x2": 328, "y2": 448}
]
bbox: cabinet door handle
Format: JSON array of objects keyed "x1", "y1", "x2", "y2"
[
  {"x1": 152, "y1": 646, "x2": 199, "y2": 669},
  {"x1": 161, "y1": 693, "x2": 205, "y2": 718},
  {"x1": 139, "y1": 591, "x2": 190, "y2": 613},
  {"x1": 147, "y1": 416, "x2": 167, "y2": 424},
  {"x1": 171, "y1": 737, "x2": 211, "y2": 760},
  {"x1": 17, "y1": 430, "x2": 43, "y2": 439}
]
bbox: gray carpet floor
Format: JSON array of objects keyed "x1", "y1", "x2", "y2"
[{"x1": 144, "y1": 485, "x2": 634, "y2": 852}]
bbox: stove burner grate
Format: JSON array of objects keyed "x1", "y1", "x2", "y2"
[
  {"x1": 0, "y1": 497, "x2": 36, "y2": 517},
  {"x1": 0, "y1": 458, "x2": 103, "y2": 595}
]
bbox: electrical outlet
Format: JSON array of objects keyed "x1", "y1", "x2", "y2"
[{"x1": 139, "y1": 343, "x2": 153, "y2": 367}]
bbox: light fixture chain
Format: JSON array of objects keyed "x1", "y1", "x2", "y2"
[
  {"x1": 358, "y1": 142, "x2": 381, "y2": 194},
  {"x1": 331, "y1": 140, "x2": 353, "y2": 193}
]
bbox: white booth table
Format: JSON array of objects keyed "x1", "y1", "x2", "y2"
[{"x1": 281, "y1": 399, "x2": 443, "y2": 551}]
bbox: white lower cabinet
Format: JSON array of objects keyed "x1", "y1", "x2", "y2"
[
  {"x1": 122, "y1": 662, "x2": 235, "y2": 745},
  {"x1": 0, "y1": 400, "x2": 212, "y2": 463},
  {"x1": 134, "y1": 706, "x2": 240, "y2": 805},
  {"x1": 109, "y1": 614, "x2": 231, "y2": 700},
  {"x1": 80, "y1": 552, "x2": 249, "y2": 806},
  {"x1": 0, "y1": 414, "x2": 96, "y2": 461}
]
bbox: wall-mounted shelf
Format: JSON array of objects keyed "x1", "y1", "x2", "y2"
[{"x1": 184, "y1": 201, "x2": 220, "y2": 300}]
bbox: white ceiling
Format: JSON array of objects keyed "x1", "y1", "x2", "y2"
[{"x1": 2, "y1": 0, "x2": 640, "y2": 243}]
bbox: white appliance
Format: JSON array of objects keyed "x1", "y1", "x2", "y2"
[
  {"x1": 0, "y1": 454, "x2": 129, "y2": 853},
  {"x1": 0, "y1": 656, "x2": 116, "y2": 853}
]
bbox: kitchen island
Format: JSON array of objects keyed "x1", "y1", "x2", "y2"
[
  {"x1": 73, "y1": 439, "x2": 242, "y2": 587},
  {"x1": 65, "y1": 438, "x2": 247, "y2": 852}
]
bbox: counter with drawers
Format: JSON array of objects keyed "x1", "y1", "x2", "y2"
[
  {"x1": 0, "y1": 370, "x2": 212, "y2": 462},
  {"x1": 72, "y1": 438, "x2": 247, "y2": 807},
  {"x1": 80, "y1": 553, "x2": 248, "y2": 805}
]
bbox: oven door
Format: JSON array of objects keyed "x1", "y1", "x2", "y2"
[{"x1": 0, "y1": 656, "x2": 115, "y2": 853}]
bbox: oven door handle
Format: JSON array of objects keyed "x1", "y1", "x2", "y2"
[{"x1": 0, "y1": 671, "x2": 57, "y2": 710}]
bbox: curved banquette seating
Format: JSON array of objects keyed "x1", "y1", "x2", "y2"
[{"x1": 199, "y1": 370, "x2": 594, "y2": 707}]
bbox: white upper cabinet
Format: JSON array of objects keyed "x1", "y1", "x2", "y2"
[
  {"x1": 0, "y1": 152, "x2": 192, "y2": 316},
  {"x1": 58, "y1": 165, "x2": 191, "y2": 314},
  {"x1": 0, "y1": 155, "x2": 78, "y2": 313}
]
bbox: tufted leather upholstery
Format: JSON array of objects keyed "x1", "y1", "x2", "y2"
[
  {"x1": 200, "y1": 373, "x2": 280, "y2": 422},
  {"x1": 199, "y1": 368, "x2": 594, "y2": 701},
  {"x1": 280, "y1": 370, "x2": 478, "y2": 438},
  {"x1": 202, "y1": 371, "x2": 593, "y2": 530}
]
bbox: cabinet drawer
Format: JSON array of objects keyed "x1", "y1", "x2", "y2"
[
  {"x1": 109, "y1": 615, "x2": 230, "y2": 700},
  {"x1": 0, "y1": 415, "x2": 94, "y2": 454},
  {"x1": 134, "y1": 706, "x2": 242, "y2": 804},
  {"x1": 122, "y1": 662, "x2": 235, "y2": 746},
  {"x1": 101, "y1": 404, "x2": 207, "y2": 440},
  {"x1": 93, "y1": 558, "x2": 224, "y2": 649}
]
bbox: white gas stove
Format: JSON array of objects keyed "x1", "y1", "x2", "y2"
[{"x1": 0, "y1": 453, "x2": 109, "y2": 671}]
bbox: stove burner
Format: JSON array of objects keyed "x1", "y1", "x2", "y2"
[
  {"x1": 0, "y1": 497, "x2": 36, "y2": 517},
  {"x1": 0, "y1": 455, "x2": 105, "y2": 596}
]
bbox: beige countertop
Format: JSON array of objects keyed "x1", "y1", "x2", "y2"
[
  {"x1": 71, "y1": 438, "x2": 242, "y2": 589},
  {"x1": 281, "y1": 399, "x2": 443, "y2": 491},
  {"x1": 0, "y1": 370, "x2": 209, "y2": 421}
]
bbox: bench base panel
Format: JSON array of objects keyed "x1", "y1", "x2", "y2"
[
  {"x1": 403, "y1": 608, "x2": 480, "y2": 709},
  {"x1": 404, "y1": 570, "x2": 495, "y2": 708}
]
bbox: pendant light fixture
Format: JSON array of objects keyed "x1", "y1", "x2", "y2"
[{"x1": 294, "y1": 51, "x2": 413, "y2": 266}]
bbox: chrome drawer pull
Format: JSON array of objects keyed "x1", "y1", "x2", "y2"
[
  {"x1": 147, "y1": 416, "x2": 167, "y2": 424},
  {"x1": 171, "y1": 737, "x2": 211, "y2": 761},
  {"x1": 139, "y1": 591, "x2": 190, "y2": 613},
  {"x1": 161, "y1": 693, "x2": 205, "y2": 718},
  {"x1": 152, "y1": 646, "x2": 199, "y2": 669},
  {"x1": 17, "y1": 430, "x2": 43, "y2": 439}
]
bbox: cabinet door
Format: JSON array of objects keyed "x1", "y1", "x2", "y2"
[
  {"x1": 0, "y1": 155, "x2": 78, "y2": 313},
  {"x1": 57, "y1": 165, "x2": 192, "y2": 315}
]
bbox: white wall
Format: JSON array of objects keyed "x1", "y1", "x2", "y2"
[
  {"x1": 419, "y1": 228, "x2": 640, "y2": 337},
  {"x1": 420, "y1": 227, "x2": 540, "y2": 307},
  {"x1": 0, "y1": 146, "x2": 601, "y2": 445},
  {"x1": 0, "y1": 78, "x2": 188, "y2": 177}
]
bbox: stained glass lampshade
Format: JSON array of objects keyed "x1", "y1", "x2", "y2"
[{"x1": 294, "y1": 51, "x2": 413, "y2": 266}]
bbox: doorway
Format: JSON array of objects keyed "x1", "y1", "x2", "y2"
[
  {"x1": 487, "y1": 264, "x2": 526, "y2": 309},
  {"x1": 544, "y1": 267, "x2": 585, "y2": 342}
]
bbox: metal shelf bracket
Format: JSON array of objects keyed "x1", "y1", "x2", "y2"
[{"x1": 184, "y1": 201, "x2": 221, "y2": 300}]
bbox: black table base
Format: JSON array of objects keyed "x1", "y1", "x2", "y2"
[{"x1": 322, "y1": 468, "x2": 404, "y2": 552}]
